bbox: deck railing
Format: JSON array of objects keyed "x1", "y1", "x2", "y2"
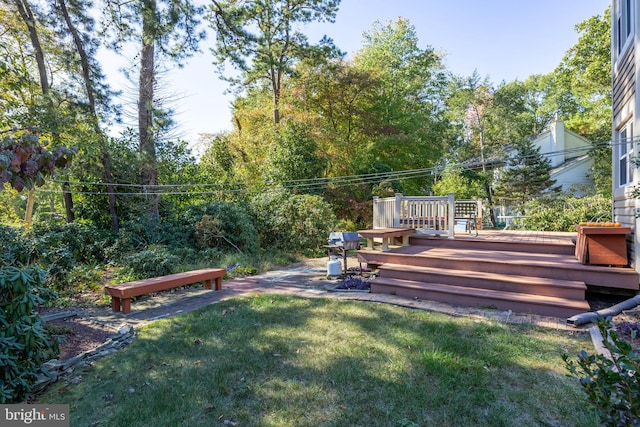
[{"x1": 373, "y1": 193, "x2": 456, "y2": 238}]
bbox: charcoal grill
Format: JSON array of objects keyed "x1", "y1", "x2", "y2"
[{"x1": 326, "y1": 232, "x2": 361, "y2": 276}]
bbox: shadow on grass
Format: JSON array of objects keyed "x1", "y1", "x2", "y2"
[{"x1": 38, "y1": 295, "x2": 599, "y2": 427}]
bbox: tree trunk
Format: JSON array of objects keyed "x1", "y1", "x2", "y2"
[
  {"x1": 14, "y1": 0, "x2": 48, "y2": 94},
  {"x1": 62, "y1": 181, "x2": 75, "y2": 223},
  {"x1": 139, "y1": 0, "x2": 160, "y2": 222},
  {"x1": 15, "y1": 0, "x2": 47, "y2": 228},
  {"x1": 57, "y1": 0, "x2": 120, "y2": 231},
  {"x1": 24, "y1": 189, "x2": 35, "y2": 228}
]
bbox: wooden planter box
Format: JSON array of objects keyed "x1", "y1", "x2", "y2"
[{"x1": 574, "y1": 225, "x2": 631, "y2": 266}]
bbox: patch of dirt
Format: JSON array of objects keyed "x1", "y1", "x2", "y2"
[{"x1": 45, "y1": 316, "x2": 115, "y2": 360}]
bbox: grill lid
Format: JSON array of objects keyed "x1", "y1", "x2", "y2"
[{"x1": 327, "y1": 232, "x2": 360, "y2": 249}]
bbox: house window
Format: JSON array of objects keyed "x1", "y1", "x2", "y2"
[
  {"x1": 618, "y1": 122, "x2": 634, "y2": 186},
  {"x1": 617, "y1": 0, "x2": 633, "y2": 53}
]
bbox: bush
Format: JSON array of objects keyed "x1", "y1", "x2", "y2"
[
  {"x1": 250, "y1": 187, "x2": 337, "y2": 253},
  {"x1": 180, "y1": 202, "x2": 259, "y2": 255},
  {"x1": 30, "y1": 223, "x2": 111, "y2": 289},
  {"x1": 563, "y1": 320, "x2": 640, "y2": 426},
  {"x1": 0, "y1": 225, "x2": 34, "y2": 266},
  {"x1": 0, "y1": 266, "x2": 58, "y2": 403},
  {"x1": 31, "y1": 222, "x2": 109, "y2": 264},
  {"x1": 522, "y1": 194, "x2": 612, "y2": 231},
  {"x1": 119, "y1": 246, "x2": 180, "y2": 280}
]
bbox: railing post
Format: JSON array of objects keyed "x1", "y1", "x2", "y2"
[
  {"x1": 447, "y1": 192, "x2": 455, "y2": 239},
  {"x1": 394, "y1": 193, "x2": 403, "y2": 228},
  {"x1": 373, "y1": 196, "x2": 379, "y2": 229}
]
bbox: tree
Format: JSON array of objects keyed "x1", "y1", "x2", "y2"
[
  {"x1": 432, "y1": 165, "x2": 483, "y2": 200},
  {"x1": 264, "y1": 121, "x2": 327, "y2": 189},
  {"x1": 447, "y1": 71, "x2": 499, "y2": 225},
  {"x1": 353, "y1": 18, "x2": 449, "y2": 194},
  {"x1": 493, "y1": 139, "x2": 559, "y2": 214},
  {"x1": 206, "y1": 0, "x2": 341, "y2": 124},
  {"x1": 102, "y1": 0, "x2": 204, "y2": 222},
  {"x1": 554, "y1": 7, "x2": 612, "y2": 195},
  {"x1": 53, "y1": 0, "x2": 120, "y2": 230}
]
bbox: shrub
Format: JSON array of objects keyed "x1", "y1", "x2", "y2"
[
  {"x1": 31, "y1": 222, "x2": 109, "y2": 264},
  {"x1": 250, "y1": 187, "x2": 337, "y2": 253},
  {"x1": 30, "y1": 223, "x2": 111, "y2": 289},
  {"x1": 0, "y1": 266, "x2": 58, "y2": 403},
  {"x1": 181, "y1": 202, "x2": 259, "y2": 255},
  {"x1": 0, "y1": 225, "x2": 34, "y2": 266},
  {"x1": 119, "y1": 245, "x2": 179, "y2": 280},
  {"x1": 522, "y1": 194, "x2": 612, "y2": 231},
  {"x1": 563, "y1": 320, "x2": 640, "y2": 426}
]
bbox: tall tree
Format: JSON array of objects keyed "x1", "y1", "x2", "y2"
[
  {"x1": 206, "y1": 0, "x2": 341, "y2": 124},
  {"x1": 353, "y1": 18, "x2": 449, "y2": 194},
  {"x1": 447, "y1": 71, "x2": 498, "y2": 225},
  {"x1": 554, "y1": 7, "x2": 612, "y2": 195},
  {"x1": 102, "y1": 0, "x2": 204, "y2": 221},
  {"x1": 53, "y1": 0, "x2": 120, "y2": 230},
  {"x1": 493, "y1": 139, "x2": 559, "y2": 214}
]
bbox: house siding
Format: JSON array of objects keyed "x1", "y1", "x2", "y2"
[
  {"x1": 612, "y1": 41, "x2": 635, "y2": 119},
  {"x1": 612, "y1": 0, "x2": 640, "y2": 274},
  {"x1": 614, "y1": 191, "x2": 636, "y2": 268},
  {"x1": 551, "y1": 156, "x2": 594, "y2": 193}
]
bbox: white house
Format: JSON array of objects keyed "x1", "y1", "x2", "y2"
[
  {"x1": 612, "y1": 0, "x2": 640, "y2": 270},
  {"x1": 532, "y1": 120, "x2": 594, "y2": 194}
]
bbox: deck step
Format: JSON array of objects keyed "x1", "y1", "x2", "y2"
[
  {"x1": 410, "y1": 235, "x2": 575, "y2": 255},
  {"x1": 359, "y1": 247, "x2": 640, "y2": 290},
  {"x1": 379, "y1": 264, "x2": 586, "y2": 300},
  {"x1": 370, "y1": 277, "x2": 591, "y2": 318}
]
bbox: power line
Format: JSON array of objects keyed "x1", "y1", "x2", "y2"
[{"x1": 40, "y1": 140, "x2": 619, "y2": 197}]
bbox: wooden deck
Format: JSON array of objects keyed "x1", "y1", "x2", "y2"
[{"x1": 357, "y1": 230, "x2": 640, "y2": 319}]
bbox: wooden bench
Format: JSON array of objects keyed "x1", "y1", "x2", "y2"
[
  {"x1": 358, "y1": 228, "x2": 415, "y2": 252},
  {"x1": 104, "y1": 268, "x2": 226, "y2": 314}
]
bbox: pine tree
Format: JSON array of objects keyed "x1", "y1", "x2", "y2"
[{"x1": 494, "y1": 139, "x2": 559, "y2": 214}]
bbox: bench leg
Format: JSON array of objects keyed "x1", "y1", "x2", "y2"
[
  {"x1": 365, "y1": 237, "x2": 374, "y2": 250},
  {"x1": 204, "y1": 279, "x2": 211, "y2": 290},
  {"x1": 214, "y1": 276, "x2": 222, "y2": 291},
  {"x1": 381, "y1": 238, "x2": 390, "y2": 252},
  {"x1": 402, "y1": 234, "x2": 410, "y2": 246},
  {"x1": 111, "y1": 297, "x2": 121, "y2": 312},
  {"x1": 121, "y1": 298, "x2": 131, "y2": 314}
]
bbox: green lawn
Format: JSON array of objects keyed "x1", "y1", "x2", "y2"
[{"x1": 37, "y1": 295, "x2": 599, "y2": 426}]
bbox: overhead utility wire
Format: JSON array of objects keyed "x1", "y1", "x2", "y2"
[{"x1": 40, "y1": 140, "x2": 620, "y2": 196}]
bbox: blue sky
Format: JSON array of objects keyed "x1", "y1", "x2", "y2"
[{"x1": 103, "y1": 0, "x2": 609, "y2": 151}]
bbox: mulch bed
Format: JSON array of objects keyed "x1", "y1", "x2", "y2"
[{"x1": 44, "y1": 315, "x2": 115, "y2": 361}]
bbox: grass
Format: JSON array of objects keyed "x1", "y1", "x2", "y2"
[{"x1": 36, "y1": 295, "x2": 599, "y2": 427}]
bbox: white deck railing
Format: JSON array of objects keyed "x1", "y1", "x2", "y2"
[{"x1": 373, "y1": 193, "x2": 456, "y2": 238}]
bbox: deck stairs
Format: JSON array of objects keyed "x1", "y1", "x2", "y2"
[{"x1": 358, "y1": 233, "x2": 640, "y2": 318}]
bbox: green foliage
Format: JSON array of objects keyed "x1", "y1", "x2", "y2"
[
  {"x1": 250, "y1": 187, "x2": 337, "y2": 253},
  {"x1": 564, "y1": 320, "x2": 640, "y2": 427},
  {"x1": 433, "y1": 166, "x2": 483, "y2": 199},
  {"x1": 265, "y1": 121, "x2": 327, "y2": 188},
  {"x1": 0, "y1": 225, "x2": 34, "y2": 266},
  {"x1": 181, "y1": 202, "x2": 259, "y2": 255},
  {"x1": 206, "y1": 0, "x2": 341, "y2": 123},
  {"x1": 119, "y1": 246, "x2": 179, "y2": 280},
  {"x1": 522, "y1": 194, "x2": 612, "y2": 231},
  {"x1": 0, "y1": 265, "x2": 58, "y2": 403},
  {"x1": 494, "y1": 139, "x2": 559, "y2": 214},
  {"x1": 30, "y1": 223, "x2": 110, "y2": 289}
]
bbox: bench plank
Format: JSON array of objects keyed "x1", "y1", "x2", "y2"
[
  {"x1": 358, "y1": 228, "x2": 415, "y2": 252},
  {"x1": 104, "y1": 268, "x2": 226, "y2": 314}
]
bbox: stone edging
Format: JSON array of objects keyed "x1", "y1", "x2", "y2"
[{"x1": 32, "y1": 322, "x2": 135, "y2": 394}]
